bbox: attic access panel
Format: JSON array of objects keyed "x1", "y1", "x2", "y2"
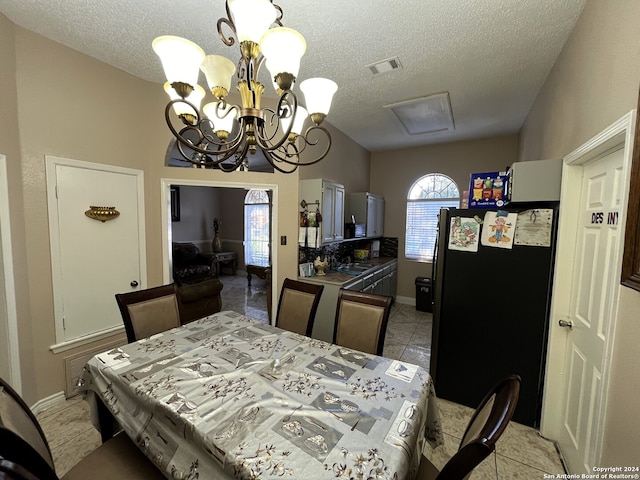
[{"x1": 384, "y1": 92, "x2": 454, "y2": 135}]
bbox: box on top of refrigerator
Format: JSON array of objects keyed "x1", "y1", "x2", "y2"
[
  {"x1": 468, "y1": 171, "x2": 508, "y2": 208},
  {"x1": 506, "y1": 159, "x2": 562, "y2": 203}
]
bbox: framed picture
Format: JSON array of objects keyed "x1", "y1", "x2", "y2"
[
  {"x1": 171, "y1": 186, "x2": 180, "y2": 222},
  {"x1": 299, "y1": 262, "x2": 314, "y2": 277}
]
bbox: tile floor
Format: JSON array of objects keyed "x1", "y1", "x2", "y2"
[
  {"x1": 219, "y1": 271, "x2": 271, "y2": 324},
  {"x1": 34, "y1": 273, "x2": 566, "y2": 478}
]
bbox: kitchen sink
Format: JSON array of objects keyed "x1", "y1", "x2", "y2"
[
  {"x1": 335, "y1": 266, "x2": 362, "y2": 275},
  {"x1": 335, "y1": 263, "x2": 374, "y2": 275}
]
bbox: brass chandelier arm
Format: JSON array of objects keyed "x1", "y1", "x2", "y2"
[
  {"x1": 273, "y1": 4, "x2": 284, "y2": 26},
  {"x1": 252, "y1": 123, "x2": 331, "y2": 174},
  {"x1": 273, "y1": 124, "x2": 332, "y2": 166},
  {"x1": 217, "y1": 2, "x2": 236, "y2": 47},
  {"x1": 251, "y1": 90, "x2": 300, "y2": 152},
  {"x1": 165, "y1": 99, "x2": 241, "y2": 154},
  {"x1": 253, "y1": 109, "x2": 292, "y2": 152}
]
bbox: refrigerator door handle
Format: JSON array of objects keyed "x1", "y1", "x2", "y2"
[{"x1": 431, "y1": 212, "x2": 442, "y2": 304}]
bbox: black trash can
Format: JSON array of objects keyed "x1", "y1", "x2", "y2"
[{"x1": 415, "y1": 277, "x2": 432, "y2": 312}]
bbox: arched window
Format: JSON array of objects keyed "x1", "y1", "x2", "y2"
[
  {"x1": 405, "y1": 174, "x2": 459, "y2": 261},
  {"x1": 244, "y1": 189, "x2": 271, "y2": 266}
]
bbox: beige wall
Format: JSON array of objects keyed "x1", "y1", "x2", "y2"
[
  {"x1": 370, "y1": 135, "x2": 519, "y2": 298},
  {"x1": 5, "y1": 21, "x2": 368, "y2": 403},
  {"x1": 171, "y1": 186, "x2": 223, "y2": 244},
  {"x1": 518, "y1": 0, "x2": 640, "y2": 465},
  {"x1": 0, "y1": 13, "x2": 37, "y2": 401},
  {"x1": 216, "y1": 187, "x2": 247, "y2": 265},
  {"x1": 300, "y1": 121, "x2": 371, "y2": 195},
  {"x1": 13, "y1": 26, "x2": 169, "y2": 401}
]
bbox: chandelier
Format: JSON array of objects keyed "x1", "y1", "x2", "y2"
[{"x1": 153, "y1": 0, "x2": 338, "y2": 173}]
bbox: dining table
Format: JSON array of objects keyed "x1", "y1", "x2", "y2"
[{"x1": 79, "y1": 310, "x2": 444, "y2": 480}]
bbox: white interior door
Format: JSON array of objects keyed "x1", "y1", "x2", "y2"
[
  {"x1": 557, "y1": 147, "x2": 624, "y2": 472},
  {"x1": 47, "y1": 157, "x2": 146, "y2": 346}
]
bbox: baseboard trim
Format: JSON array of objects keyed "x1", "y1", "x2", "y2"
[
  {"x1": 30, "y1": 391, "x2": 66, "y2": 416},
  {"x1": 395, "y1": 295, "x2": 415, "y2": 306}
]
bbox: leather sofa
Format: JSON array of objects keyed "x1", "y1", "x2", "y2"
[
  {"x1": 177, "y1": 278, "x2": 223, "y2": 324},
  {"x1": 172, "y1": 242, "x2": 217, "y2": 285}
]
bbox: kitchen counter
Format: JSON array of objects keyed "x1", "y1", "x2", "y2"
[
  {"x1": 299, "y1": 256, "x2": 396, "y2": 286},
  {"x1": 299, "y1": 257, "x2": 398, "y2": 342}
]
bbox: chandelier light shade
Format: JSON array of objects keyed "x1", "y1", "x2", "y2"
[
  {"x1": 260, "y1": 27, "x2": 306, "y2": 90},
  {"x1": 300, "y1": 78, "x2": 338, "y2": 123},
  {"x1": 203, "y1": 102, "x2": 238, "y2": 139},
  {"x1": 281, "y1": 106, "x2": 308, "y2": 140},
  {"x1": 164, "y1": 83, "x2": 205, "y2": 119},
  {"x1": 200, "y1": 55, "x2": 236, "y2": 98},
  {"x1": 153, "y1": 0, "x2": 337, "y2": 173},
  {"x1": 227, "y1": 0, "x2": 277, "y2": 43},
  {"x1": 153, "y1": 36, "x2": 205, "y2": 87}
]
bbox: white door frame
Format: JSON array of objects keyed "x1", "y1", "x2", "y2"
[
  {"x1": 160, "y1": 178, "x2": 279, "y2": 322},
  {"x1": 540, "y1": 111, "x2": 636, "y2": 463},
  {"x1": 0, "y1": 154, "x2": 21, "y2": 392}
]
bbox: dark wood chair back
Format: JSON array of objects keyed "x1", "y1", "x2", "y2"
[
  {"x1": 0, "y1": 377, "x2": 166, "y2": 480},
  {"x1": 115, "y1": 284, "x2": 181, "y2": 343},
  {"x1": 333, "y1": 289, "x2": 393, "y2": 355},
  {"x1": 275, "y1": 278, "x2": 324, "y2": 336},
  {"x1": 0, "y1": 459, "x2": 41, "y2": 480},
  {"x1": 416, "y1": 374, "x2": 521, "y2": 479},
  {"x1": 0, "y1": 377, "x2": 57, "y2": 480}
]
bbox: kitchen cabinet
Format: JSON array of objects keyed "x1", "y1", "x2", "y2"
[
  {"x1": 363, "y1": 260, "x2": 397, "y2": 297},
  {"x1": 300, "y1": 179, "x2": 345, "y2": 244},
  {"x1": 348, "y1": 192, "x2": 385, "y2": 238}
]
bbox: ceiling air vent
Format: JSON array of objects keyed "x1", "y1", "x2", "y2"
[
  {"x1": 384, "y1": 92, "x2": 455, "y2": 135},
  {"x1": 367, "y1": 56, "x2": 403, "y2": 76}
]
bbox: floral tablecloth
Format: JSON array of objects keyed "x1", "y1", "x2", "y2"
[{"x1": 80, "y1": 311, "x2": 443, "y2": 479}]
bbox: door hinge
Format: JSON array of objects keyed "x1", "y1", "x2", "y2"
[
  {"x1": 55, "y1": 184, "x2": 60, "y2": 198},
  {"x1": 62, "y1": 316, "x2": 66, "y2": 330}
]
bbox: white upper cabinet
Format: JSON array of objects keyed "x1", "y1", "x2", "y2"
[
  {"x1": 300, "y1": 179, "x2": 345, "y2": 245},
  {"x1": 348, "y1": 192, "x2": 385, "y2": 238}
]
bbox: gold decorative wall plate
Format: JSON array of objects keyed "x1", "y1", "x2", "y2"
[{"x1": 85, "y1": 206, "x2": 120, "y2": 222}]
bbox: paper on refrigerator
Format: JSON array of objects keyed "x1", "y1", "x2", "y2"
[{"x1": 448, "y1": 216, "x2": 480, "y2": 252}]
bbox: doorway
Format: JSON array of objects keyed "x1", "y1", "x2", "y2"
[
  {"x1": 160, "y1": 179, "x2": 278, "y2": 322},
  {"x1": 541, "y1": 111, "x2": 636, "y2": 472}
]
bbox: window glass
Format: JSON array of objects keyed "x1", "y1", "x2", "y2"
[
  {"x1": 405, "y1": 174, "x2": 459, "y2": 261},
  {"x1": 244, "y1": 189, "x2": 270, "y2": 266}
]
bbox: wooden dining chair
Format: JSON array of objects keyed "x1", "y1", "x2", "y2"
[
  {"x1": 275, "y1": 278, "x2": 324, "y2": 336},
  {"x1": 416, "y1": 374, "x2": 521, "y2": 479},
  {"x1": 333, "y1": 289, "x2": 393, "y2": 355},
  {"x1": 0, "y1": 377, "x2": 165, "y2": 480},
  {"x1": 115, "y1": 283, "x2": 181, "y2": 343}
]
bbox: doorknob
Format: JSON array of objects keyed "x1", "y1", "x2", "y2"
[
  {"x1": 130, "y1": 280, "x2": 139, "y2": 287},
  {"x1": 558, "y1": 319, "x2": 573, "y2": 329}
]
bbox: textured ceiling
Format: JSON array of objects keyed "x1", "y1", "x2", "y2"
[{"x1": 0, "y1": 0, "x2": 586, "y2": 152}]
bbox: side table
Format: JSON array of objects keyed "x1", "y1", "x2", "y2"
[
  {"x1": 246, "y1": 264, "x2": 270, "y2": 286},
  {"x1": 213, "y1": 251, "x2": 237, "y2": 276}
]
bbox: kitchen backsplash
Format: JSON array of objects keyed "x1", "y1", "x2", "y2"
[{"x1": 298, "y1": 237, "x2": 398, "y2": 266}]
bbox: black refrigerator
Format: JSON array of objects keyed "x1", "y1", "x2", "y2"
[{"x1": 430, "y1": 203, "x2": 559, "y2": 428}]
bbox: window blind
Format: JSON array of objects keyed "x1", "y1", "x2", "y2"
[
  {"x1": 405, "y1": 199, "x2": 458, "y2": 261},
  {"x1": 244, "y1": 204, "x2": 270, "y2": 266}
]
